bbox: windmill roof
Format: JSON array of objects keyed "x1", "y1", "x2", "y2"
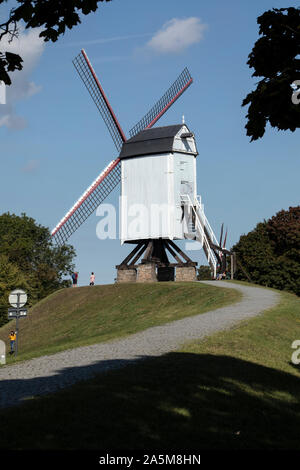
[
  {"x1": 119, "y1": 124, "x2": 197, "y2": 159},
  {"x1": 127, "y1": 124, "x2": 183, "y2": 142}
]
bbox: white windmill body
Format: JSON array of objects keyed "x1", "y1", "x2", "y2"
[{"x1": 119, "y1": 124, "x2": 197, "y2": 243}]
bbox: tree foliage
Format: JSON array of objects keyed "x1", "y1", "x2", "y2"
[
  {"x1": 232, "y1": 206, "x2": 300, "y2": 295},
  {"x1": 0, "y1": 212, "x2": 76, "y2": 325},
  {"x1": 0, "y1": 255, "x2": 31, "y2": 326},
  {"x1": 242, "y1": 7, "x2": 300, "y2": 141},
  {"x1": 0, "y1": 0, "x2": 112, "y2": 85},
  {"x1": 197, "y1": 265, "x2": 212, "y2": 281}
]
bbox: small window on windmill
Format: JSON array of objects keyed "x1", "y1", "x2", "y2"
[
  {"x1": 181, "y1": 180, "x2": 191, "y2": 194},
  {"x1": 180, "y1": 160, "x2": 186, "y2": 171},
  {"x1": 181, "y1": 132, "x2": 194, "y2": 153}
]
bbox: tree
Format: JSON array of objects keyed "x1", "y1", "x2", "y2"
[
  {"x1": 232, "y1": 206, "x2": 300, "y2": 295},
  {"x1": 242, "y1": 7, "x2": 300, "y2": 141},
  {"x1": 0, "y1": 212, "x2": 76, "y2": 306},
  {"x1": 0, "y1": 255, "x2": 31, "y2": 326},
  {"x1": 197, "y1": 265, "x2": 212, "y2": 280},
  {"x1": 0, "y1": 0, "x2": 111, "y2": 85}
]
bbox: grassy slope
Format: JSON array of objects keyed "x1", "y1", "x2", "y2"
[
  {"x1": 0, "y1": 282, "x2": 240, "y2": 363},
  {"x1": 0, "y1": 283, "x2": 299, "y2": 450}
]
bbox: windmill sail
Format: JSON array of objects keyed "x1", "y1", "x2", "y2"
[
  {"x1": 223, "y1": 228, "x2": 228, "y2": 248},
  {"x1": 73, "y1": 49, "x2": 126, "y2": 153},
  {"x1": 52, "y1": 159, "x2": 121, "y2": 245},
  {"x1": 52, "y1": 52, "x2": 193, "y2": 245},
  {"x1": 219, "y1": 223, "x2": 224, "y2": 248},
  {"x1": 129, "y1": 67, "x2": 193, "y2": 138}
]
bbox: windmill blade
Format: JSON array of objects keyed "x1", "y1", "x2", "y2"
[
  {"x1": 219, "y1": 223, "x2": 224, "y2": 248},
  {"x1": 52, "y1": 159, "x2": 121, "y2": 245},
  {"x1": 73, "y1": 49, "x2": 126, "y2": 153},
  {"x1": 223, "y1": 228, "x2": 228, "y2": 249},
  {"x1": 129, "y1": 67, "x2": 193, "y2": 138}
]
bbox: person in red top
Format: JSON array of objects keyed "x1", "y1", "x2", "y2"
[{"x1": 72, "y1": 271, "x2": 78, "y2": 287}]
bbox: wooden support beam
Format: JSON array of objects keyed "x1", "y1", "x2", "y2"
[
  {"x1": 131, "y1": 243, "x2": 148, "y2": 266},
  {"x1": 164, "y1": 241, "x2": 184, "y2": 265},
  {"x1": 152, "y1": 239, "x2": 169, "y2": 265},
  {"x1": 167, "y1": 239, "x2": 194, "y2": 263},
  {"x1": 118, "y1": 241, "x2": 145, "y2": 267},
  {"x1": 142, "y1": 240, "x2": 154, "y2": 262}
]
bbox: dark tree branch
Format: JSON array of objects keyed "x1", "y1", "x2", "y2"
[
  {"x1": 243, "y1": 7, "x2": 300, "y2": 141},
  {"x1": 0, "y1": 0, "x2": 112, "y2": 85}
]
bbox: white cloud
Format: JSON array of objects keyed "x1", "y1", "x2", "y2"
[
  {"x1": 21, "y1": 158, "x2": 40, "y2": 173},
  {"x1": 64, "y1": 33, "x2": 152, "y2": 47},
  {"x1": 0, "y1": 113, "x2": 26, "y2": 129},
  {"x1": 146, "y1": 17, "x2": 207, "y2": 54},
  {"x1": 0, "y1": 26, "x2": 45, "y2": 130}
]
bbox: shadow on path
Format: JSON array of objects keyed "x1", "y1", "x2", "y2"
[{"x1": 0, "y1": 351, "x2": 299, "y2": 450}]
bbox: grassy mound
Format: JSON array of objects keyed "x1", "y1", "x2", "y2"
[
  {"x1": 0, "y1": 282, "x2": 240, "y2": 363},
  {"x1": 0, "y1": 283, "x2": 299, "y2": 450}
]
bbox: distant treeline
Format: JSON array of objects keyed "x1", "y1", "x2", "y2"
[
  {"x1": 0, "y1": 212, "x2": 75, "y2": 326},
  {"x1": 197, "y1": 206, "x2": 300, "y2": 296},
  {"x1": 232, "y1": 206, "x2": 300, "y2": 296}
]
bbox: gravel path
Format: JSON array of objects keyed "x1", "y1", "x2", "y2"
[{"x1": 0, "y1": 281, "x2": 279, "y2": 409}]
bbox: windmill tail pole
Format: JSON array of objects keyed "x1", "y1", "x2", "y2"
[
  {"x1": 235, "y1": 257, "x2": 252, "y2": 283},
  {"x1": 219, "y1": 223, "x2": 224, "y2": 248},
  {"x1": 223, "y1": 228, "x2": 228, "y2": 249}
]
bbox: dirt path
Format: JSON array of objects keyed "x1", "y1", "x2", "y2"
[{"x1": 0, "y1": 281, "x2": 280, "y2": 409}]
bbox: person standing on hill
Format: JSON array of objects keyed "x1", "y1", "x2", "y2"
[
  {"x1": 72, "y1": 271, "x2": 78, "y2": 287},
  {"x1": 90, "y1": 272, "x2": 95, "y2": 286},
  {"x1": 9, "y1": 330, "x2": 16, "y2": 354}
]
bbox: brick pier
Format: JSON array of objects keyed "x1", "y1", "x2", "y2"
[
  {"x1": 136, "y1": 263, "x2": 157, "y2": 283},
  {"x1": 175, "y1": 266, "x2": 197, "y2": 282},
  {"x1": 116, "y1": 268, "x2": 137, "y2": 283}
]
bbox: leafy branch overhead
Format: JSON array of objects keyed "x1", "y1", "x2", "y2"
[
  {"x1": 243, "y1": 7, "x2": 300, "y2": 141},
  {"x1": 0, "y1": 0, "x2": 112, "y2": 85}
]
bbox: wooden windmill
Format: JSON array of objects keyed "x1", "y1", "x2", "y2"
[{"x1": 52, "y1": 49, "x2": 229, "y2": 282}]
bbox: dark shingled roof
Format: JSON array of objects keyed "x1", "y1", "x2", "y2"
[{"x1": 119, "y1": 124, "x2": 197, "y2": 159}]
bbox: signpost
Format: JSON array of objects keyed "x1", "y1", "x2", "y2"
[
  {"x1": 8, "y1": 289, "x2": 28, "y2": 356},
  {"x1": 9, "y1": 289, "x2": 27, "y2": 308},
  {"x1": 8, "y1": 308, "x2": 28, "y2": 318}
]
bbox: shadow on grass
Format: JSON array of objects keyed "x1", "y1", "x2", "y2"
[{"x1": 0, "y1": 352, "x2": 300, "y2": 450}]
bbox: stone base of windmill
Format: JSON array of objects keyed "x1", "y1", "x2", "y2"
[
  {"x1": 175, "y1": 266, "x2": 197, "y2": 282},
  {"x1": 157, "y1": 266, "x2": 175, "y2": 281},
  {"x1": 115, "y1": 239, "x2": 198, "y2": 283},
  {"x1": 136, "y1": 263, "x2": 157, "y2": 283},
  {"x1": 116, "y1": 264, "x2": 157, "y2": 283},
  {"x1": 116, "y1": 267, "x2": 137, "y2": 283}
]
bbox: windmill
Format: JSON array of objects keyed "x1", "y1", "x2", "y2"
[{"x1": 51, "y1": 49, "x2": 231, "y2": 282}]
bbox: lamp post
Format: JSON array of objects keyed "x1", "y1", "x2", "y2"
[{"x1": 8, "y1": 289, "x2": 28, "y2": 357}]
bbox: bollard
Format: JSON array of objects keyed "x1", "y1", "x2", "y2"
[{"x1": 0, "y1": 340, "x2": 6, "y2": 365}]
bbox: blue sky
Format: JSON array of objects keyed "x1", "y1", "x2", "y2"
[{"x1": 0, "y1": 0, "x2": 299, "y2": 285}]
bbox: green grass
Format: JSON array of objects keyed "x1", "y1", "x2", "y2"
[
  {"x1": 0, "y1": 282, "x2": 240, "y2": 364},
  {"x1": 0, "y1": 282, "x2": 299, "y2": 450}
]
